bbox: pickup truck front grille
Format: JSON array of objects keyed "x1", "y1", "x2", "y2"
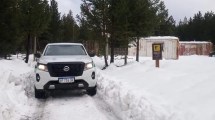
[{"x1": 47, "y1": 62, "x2": 85, "y2": 77}]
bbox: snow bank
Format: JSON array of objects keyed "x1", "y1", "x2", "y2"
[
  {"x1": 94, "y1": 55, "x2": 215, "y2": 120},
  {"x1": 0, "y1": 56, "x2": 35, "y2": 120},
  {"x1": 92, "y1": 56, "x2": 106, "y2": 69},
  {"x1": 1, "y1": 54, "x2": 213, "y2": 120},
  {"x1": 96, "y1": 68, "x2": 181, "y2": 120}
]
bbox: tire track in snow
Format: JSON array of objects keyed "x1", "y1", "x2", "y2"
[
  {"x1": 30, "y1": 99, "x2": 47, "y2": 120},
  {"x1": 93, "y1": 96, "x2": 121, "y2": 120},
  {"x1": 27, "y1": 91, "x2": 119, "y2": 120},
  {"x1": 20, "y1": 99, "x2": 47, "y2": 120},
  {"x1": 19, "y1": 92, "x2": 120, "y2": 120}
]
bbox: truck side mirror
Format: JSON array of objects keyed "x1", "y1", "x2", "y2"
[
  {"x1": 89, "y1": 52, "x2": 95, "y2": 57},
  {"x1": 34, "y1": 53, "x2": 41, "y2": 58}
]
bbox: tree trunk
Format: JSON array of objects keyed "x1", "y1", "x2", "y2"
[
  {"x1": 124, "y1": 16, "x2": 128, "y2": 65},
  {"x1": 101, "y1": 3, "x2": 108, "y2": 68},
  {"x1": 136, "y1": 37, "x2": 140, "y2": 62},
  {"x1": 103, "y1": 46, "x2": 108, "y2": 68},
  {"x1": 25, "y1": 33, "x2": 31, "y2": 63},
  {"x1": 110, "y1": 46, "x2": 114, "y2": 63},
  {"x1": 124, "y1": 46, "x2": 128, "y2": 65},
  {"x1": 4, "y1": 54, "x2": 7, "y2": 59},
  {"x1": 104, "y1": 53, "x2": 108, "y2": 67},
  {"x1": 105, "y1": 35, "x2": 109, "y2": 60},
  {"x1": 33, "y1": 36, "x2": 37, "y2": 61},
  {"x1": 110, "y1": 37, "x2": 114, "y2": 63},
  {"x1": 103, "y1": 35, "x2": 108, "y2": 67},
  {"x1": 124, "y1": 53, "x2": 127, "y2": 65},
  {"x1": 124, "y1": 37, "x2": 129, "y2": 65}
]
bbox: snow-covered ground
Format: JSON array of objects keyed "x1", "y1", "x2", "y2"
[
  {"x1": 0, "y1": 55, "x2": 215, "y2": 120},
  {"x1": 94, "y1": 55, "x2": 215, "y2": 120},
  {"x1": 0, "y1": 55, "x2": 118, "y2": 120},
  {"x1": 0, "y1": 56, "x2": 35, "y2": 120}
]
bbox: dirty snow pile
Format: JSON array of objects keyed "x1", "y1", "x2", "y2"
[
  {"x1": 93, "y1": 55, "x2": 215, "y2": 120},
  {"x1": 0, "y1": 56, "x2": 35, "y2": 120}
]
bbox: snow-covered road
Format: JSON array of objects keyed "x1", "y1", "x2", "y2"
[
  {"x1": 0, "y1": 56, "x2": 119, "y2": 120},
  {"x1": 24, "y1": 95, "x2": 118, "y2": 120}
]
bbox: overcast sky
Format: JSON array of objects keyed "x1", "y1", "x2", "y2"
[
  {"x1": 55, "y1": 0, "x2": 81, "y2": 16},
  {"x1": 56, "y1": 0, "x2": 215, "y2": 23}
]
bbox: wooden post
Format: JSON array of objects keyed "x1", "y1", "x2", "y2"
[{"x1": 156, "y1": 60, "x2": 159, "y2": 68}]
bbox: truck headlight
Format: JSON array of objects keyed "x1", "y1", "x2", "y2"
[
  {"x1": 38, "y1": 64, "x2": 48, "y2": 72},
  {"x1": 85, "y1": 62, "x2": 93, "y2": 70}
]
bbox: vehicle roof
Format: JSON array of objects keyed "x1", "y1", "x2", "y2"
[{"x1": 47, "y1": 43, "x2": 83, "y2": 46}]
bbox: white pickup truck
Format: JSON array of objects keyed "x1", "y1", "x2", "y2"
[{"x1": 34, "y1": 43, "x2": 97, "y2": 99}]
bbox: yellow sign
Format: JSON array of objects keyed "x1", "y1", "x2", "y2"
[
  {"x1": 153, "y1": 45, "x2": 161, "y2": 52},
  {"x1": 152, "y1": 43, "x2": 162, "y2": 60}
]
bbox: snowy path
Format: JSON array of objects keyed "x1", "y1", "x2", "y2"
[
  {"x1": 22, "y1": 92, "x2": 119, "y2": 120},
  {"x1": 29, "y1": 99, "x2": 47, "y2": 120},
  {"x1": 4, "y1": 56, "x2": 215, "y2": 120}
]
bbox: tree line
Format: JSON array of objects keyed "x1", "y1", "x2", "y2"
[
  {"x1": 0, "y1": 0, "x2": 214, "y2": 66},
  {"x1": 78, "y1": 0, "x2": 174, "y2": 66},
  {"x1": 0, "y1": 0, "x2": 80, "y2": 62},
  {"x1": 176, "y1": 11, "x2": 215, "y2": 45}
]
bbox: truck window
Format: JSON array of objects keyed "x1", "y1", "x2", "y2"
[{"x1": 44, "y1": 45, "x2": 87, "y2": 56}]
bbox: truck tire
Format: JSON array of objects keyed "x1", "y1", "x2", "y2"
[
  {"x1": 87, "y1": 86, "x2": 97, "y2": 96},
  {"x1": 35, "y1": 87, "x2": 47, "y2": 99}
]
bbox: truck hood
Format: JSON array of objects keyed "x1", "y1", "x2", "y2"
[{"x1": 38, "y1": 55, "x2": 93, "y2": 64}]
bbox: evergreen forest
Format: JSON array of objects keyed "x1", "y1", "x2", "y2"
[{"x1": 0, "y1": 0, "x2": 215, "y2": 65}]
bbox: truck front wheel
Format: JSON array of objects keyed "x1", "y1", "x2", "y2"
[
  {"x1": 34, "y1": 87, "x2": 47, "y2": 99},
  {"x1": 87, "y1": 86, "x2": 97, "y2": 96}
]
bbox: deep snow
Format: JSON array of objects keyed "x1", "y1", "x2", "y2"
[
  {"x1": 0, "y1": 55, "x2": 215, "y2": 120},
  {"x1": 94, "y1": 55, "x2": 215, "y2": 120},
  {"x1": 0, "y1": 55, "x2": 118, "y2": 120},
  {"x1": 0, "y1": 57, "x2": 35, "y2": 120}
]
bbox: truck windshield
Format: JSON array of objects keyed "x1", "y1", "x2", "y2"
[{"x1": 44, "y1": 45, "x2": 87, "y2": 56}]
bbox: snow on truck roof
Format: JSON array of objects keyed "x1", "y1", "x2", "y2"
[{"x1": 47, "y1": 43, "x2": 83, "y2": 46}]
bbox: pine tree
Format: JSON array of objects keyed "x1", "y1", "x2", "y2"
[
  {"x1": 61, "y1": 10, "x2": 79, "y2": 42},
  {"x1": 129, "y1": 0, "x2": 158, "y2": 61},
  {"x1": 80, "y1": 0, "x2": 110, "y2": 67},
  {"x1": 77, "y1": 14, "x2": 96, "y2": 42},
  {"x1": 108, "y1": 0, "x2": 132, "y2": 64},
  {"x1": 19, "y1": 0, "x2": 51, "y2": 63},
  {"x1": 39, "y1": 0, "x2": 61, "y2": 49},
  {"x1": 0, "y1": 0, "x2": 22, "y2": 58},
  {"x1": 48, "y1": 0, "x2": 61, "y2": 42},
  {"x1": 176, "y1": 11, "x2": 215, "y2": 45}
]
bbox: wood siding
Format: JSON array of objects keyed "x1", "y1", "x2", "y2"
[
  {"x1": 179, "y1": 42, "x2": 213, "y2": 56},
  {"x1": 128, "y1": 37, "x2": 179, "y2": 60}
]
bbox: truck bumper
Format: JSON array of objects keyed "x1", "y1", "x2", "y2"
[{"x1": 35, "y1": 68, "x2": 97, "y2": 90}]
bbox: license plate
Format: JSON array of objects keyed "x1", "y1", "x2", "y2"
[{"x1": 59, "y1": 77, "x2": 74, "y2": 83}]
